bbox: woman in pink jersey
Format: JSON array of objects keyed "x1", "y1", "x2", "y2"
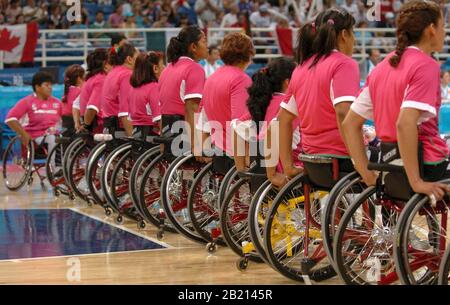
[
  {"x1": 76, "y1": 48, "x2": 110, "y2": 133},
  {"x1": 129, "y1": 51, "x2": 164, "y2": 133},
  {"x1": 343, "y1": 0, "x2": 450, "y2": 200},
  {"x1": 61, "y1": 64, "x2": 84, "y2": 135},
  {"x1": 201, "y1": 32, "x2": 255, "y2": 161},
  {"x1": 98, "y1": 42, "x2": 138, "y2": 137},
  {"x1": 5, "y1": 71, "x2": 61, "y2": 153},
  {"x1": 277, "y1": 8, "x2": 359, "y2": 185},
  {"x1": 158, "y1": 25, "x2": 208, "y2": 154},
  {"x1": 232, "y1": 57, "x2": 299, "y2": 187}
]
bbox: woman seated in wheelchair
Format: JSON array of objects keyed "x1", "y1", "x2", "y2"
[
  {"x1": 5, "y1": 71, "x2": 62, "y2": 157},
  {"x1": 197, "y1": 32, "x2": 255, "y2": 167},
  {"x1": 275, "y1": 8, "x2": 360, "y2": 188},
  {"x1": 342, "y1": 0, "x2": 450, "y2": 202},
  {"x1": 230, "y1": 57, "x2": 299, "y2": 186},
  {"x1": 61, "y1": 65, "x2": 84, "y2": 136}
]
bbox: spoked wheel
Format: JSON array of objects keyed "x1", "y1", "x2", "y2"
[
  {"x1": 160, "y1": 153, "x2": 205, "y2": 243},
  {"x1": 188, "y1": 162, "x2": 226, "y2": 245},
  {"x1": 62, "y1": 137, "x2": 84, "y2": 191},
  {"x1": 67, "y1": 142, "x2": 93, "y2": 201},
  {"x1": 248, "y1": 180, "x2": 278, "y2": 265},
  {"x1": 217, "y1": 166, "x2": 239, "y2": 207},
  {"x1": 333, "y1": 186, "x2": 404, "y2": 285},
  {"x1": 394, "y1": 182, "x2": 450, "y2": 285},
  {"x1": 129, "y1": 146, "x2": 160, "y2": 220},
  {"x1": 220, "y1": 178, "x2": 262, "y2": 262},
  {"x1": 2, "y1": 136, "x2": 33, "y2": 191},
  {"x1": 46, "y1": 141, "x2": 70, "y2": 196},
  {"x1": 138, "y1": 154, "x2": 176, "y2": 232},
  {"x1": 86, "y1": 143, "x2": 107, "y2": 205},
  {"x1": 101, "y1": 143, "x2": 131, "y2": 214},
  {"x1": 438, "y1": 245, "x2": 450, "y2": 285},
  {"x1": 321, "y1": 171, "x2": 366, "y2": 269},
  {"x1": 263, "y1": 174, "x2": 334, "y2": 282}
]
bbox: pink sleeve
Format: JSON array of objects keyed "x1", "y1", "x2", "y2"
[
  {"x1": 118, "y1": 75, "x2": 131, "y2": 117},
  {"x1": 280, "y1": 82, "x2": 298, "y2": 116},
  {"x1": 86, "y1": 81, "x2": 102, "y2": 113},
  {"x1": 149, "y1": 85, "x2": 162, "y2": 122},
  {"x1": 5, "y1": 97, "x2": 30, "y2": 123},
  {"x1": 230, "y1": 75, "x2": 251, "y2": 120},
  {"x1": 331, "y1": 59, "x2": 360, "y2": 105},
  {"x1": 183, "y1": 64, "x2": 205, "y2": 101},
  {"x1": 401, "y1": 62, "x2": 440, "y2": 121}
]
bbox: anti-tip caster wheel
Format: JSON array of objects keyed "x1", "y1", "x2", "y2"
[
  {"x1": 87, "y1": 199, "x2": 94, "y2": 207},
  {"x1": 69, "y1": 193, "x2": 76, "y2": 200},
  {"x1": 157, "y1": 229, "x2": 164, "y2": 240},
  {"x1": 53, "y1": 189, "x2": 61, "y2": 197},
  {"x1": 236, "y1": 257, "x2": 249, "y2": 271},
  {"x1": 104, "y1": 207, "x2": 113, "y2": 217},
  {"x1": 137, "y1": 221, "x2": 146, "y2": 230},
  {"x1": 206, "y1": 242, "x2": 218, "y2": 254},
  {"x1": 115, "y1": 215, "x2": 124, "y2": 225},
  {"x1": 27, "y1": 177, "x2": 34, "y2": 186}
]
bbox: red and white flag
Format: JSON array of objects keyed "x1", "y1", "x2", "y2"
[
  {"x1": 275, "y1": 27, "x2": 298, "y2": 57},
  {"x1": 0, "y1": 22, "x2": 39, "y2": 64}
]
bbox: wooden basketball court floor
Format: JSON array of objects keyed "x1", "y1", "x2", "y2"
[{"x1": 0, "y1": 178, "x2": 346, "y2": 285}]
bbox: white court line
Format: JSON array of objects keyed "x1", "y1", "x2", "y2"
[{"x1": 68, "y1": 207, "x2": 174, "y2": 249}]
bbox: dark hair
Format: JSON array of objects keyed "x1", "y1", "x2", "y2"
[
  {"x1": 295, "y1": 22, "x2": 317, "y2": 65},
  {"x1": 32, "y1": 71, "x2": 53, "y2": 92},
  {"x1": 208, "y1": 45, "x2": 219, "y2": 55},
  {"x1": 110, "y1": 33, "x2": 126, "y2": 47},
  {"x1": 389, "y1": 0, "x2": 441, "y2": 68},
  {"x1": 310, "y1": 8, "x2": 355, "y2": 67},
  {"x1": 247, "y1": 57, "x2": 296, "y2": 123},
  {"x1": 130, "y1": 51, "x2": 164, "y2": 88},
  {"x1": 62, "y1": 64, "x2": 85, "y2": 103},
  {"x1": 220, "y1": 32, "x2": 255, "y2": 66},
  {"x1": 86, "y1": 48, "x2": 108, "y2": 80},
  {"x1": 167, "y1": 25, "x2": 203, "y2": 63},
  {"x1": 108, "y1": 42, "x2": 137, "y2": 66}
]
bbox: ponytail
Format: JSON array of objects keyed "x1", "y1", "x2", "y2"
[
  {"x1": 295, "y1": 22, "x2": 317, "y2": 65},
  {"x1": 247, "y1": 57, "x2": 296, "y2": 123},
  {"x1": 167, "y1": 25, "x2": 203, "y2": 63},
  {"x1": 62, "y1": 64, "x2": 85, "y2": 103},
  {"x1": 86, "y1": 48, "x2": 108, "y2": 80},
  {"x1": 108, "y1": 42, "x2": 137, "y2": 66}
]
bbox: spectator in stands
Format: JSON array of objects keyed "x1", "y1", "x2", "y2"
[
  {"x1": 441, "y1": 70, "x2": 450, "y2": 104},
  {"x1": 177, "y1": 13, "x2": 192, "y2": 27},
  {"x1": 22, "y1": 0, "x2": 40, "y2": 23},
  {"x1": 123, "y1": 15, "x2": 138, "y2": 38},
  {"x1": 360, "y1": 48, "x2": 381, "y2": 79},
  {"x1": 110, "y1": 34, "x2": 128, "y2": 48},
  {"x1": 199, "y1": 45, "x2": 224, "y2": 78},
  {"x1": 122, "y1": 0, "x2": 133, "y2": 17},
  {"x1": 132, "y1": 3, "x2": 146, "y2": 27},
  {"x1": 250, "y1": 4, "x2": 272, "y2": 27},
  {"x1": 238, "y1": 0, "x2": 253, "y2": 14},
  {"x1": 49, "y1": 4, "x2": 63, "y2": 29},
  {"x1": 152, "y1": 11, "x2": 173, "y2": 28},
  {"x1": 175, "y1": 0, "x2": 198, "y2": 25},
  {"x1": 5, "y1": 0, "x2": 21, "y2": 23},
  {"x1": 14, "y1": 13, "x2": 24, "y2": 24},
  {"x1": 0, "y1": 13, "x2": 5, "y2": 25},
  {"x1": 109, "y1": 4, "x2": 125, "y2": 28},
  {"x1": 220, "y1": 4, "x2": 239, "y2": 28},
  {"x1": 341, "y1": 0, "x2": 360, "y2": 23},
  {"x1": 195, "y1": 0, "x2": 222, "y2": 27}
]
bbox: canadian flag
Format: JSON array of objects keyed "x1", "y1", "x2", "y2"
[
  {"x1": 275, "y1": 27, "x2": 298, "y2": 56},
  {"x1": 0, "y1": 22, "x2": 39, "y2": 64}
]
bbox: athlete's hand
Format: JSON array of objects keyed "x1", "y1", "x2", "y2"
[
  {"x1": 284, "y1": 166, "x2": 303, "y2": 179},
  {"x1": 269, "y1": 172, "x2": 289, "y2": 189},
  {"x1": 20, "y1": 132, "x2": 32, "y2": 147},
  {"x1": 361, "y1": 170, "x2": 378, "y2": 186},
  {"x1": 411, "y1": 179, "x2": 450, "y2": 203}
]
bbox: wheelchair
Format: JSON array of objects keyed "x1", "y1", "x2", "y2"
[
  {"x1": 3, "y1": 135, "x2": 49, "y2": 191},
  {"x1": 439, "y1": 244, "x2": 450, "y2": 285},
  {"x1": 333, "y1": 142, "x2": 448, "y2": 285}
]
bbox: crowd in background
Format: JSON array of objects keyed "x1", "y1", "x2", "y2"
[{"x1": 1, "y1": 0, "x2": 449, "y2": 30}]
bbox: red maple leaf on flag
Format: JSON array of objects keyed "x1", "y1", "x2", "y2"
[{"x1": 0, "y1": 28, "x2": 20, "y2": 52}]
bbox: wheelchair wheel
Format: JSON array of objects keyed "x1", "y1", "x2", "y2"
[
  {"x1": 2, "y1": 136, "x2": 33, "y2": 191},
  {"x1": 62, "y1": 137, "x2": 84, "y2": 190},
  {"x1": 438, "y1": 245, "x2": 450, "y2": 285},
  {"x1": 321, "y1": 171, "x2": 366, "y2": 269},
  {"x1": 394, "y1": 182, "x2": 450, "y2": 285},
  {"x1": 86, "y1": 143, "x2": 107, "y2": 205},
  {"x1": 160, "y1": 153, "x2": 206, "y2": 243},
  {"x1": 248, "y1": 180, "x2": 277, "y2": 265},
  {"x1": 101, "y1": 143, "x2": 132, "y2": 213},
  {"x1": 188, "y1": 162, "x2": 226, "y2": 245},
  {"x1": 333, "y1": 186, "x2": 403, "y2": 285},
  {"x1": 220, "y1": 178, "x2": 262, "y2": 262},
  {"x1": 129, "y1": 146, "x2": 160, "y2": 220},
  {"x1": 217, "y1": 166, "x2": 239, "y2": 206},
  {"x1": 67, "y1": 142, "x2": 92, "y2": 201},
  {"x1": 263, "y1": 174, "x2": 334, "y2": 282},
  {"x1": 138, "y1": 154, "x2": 176, "y2": 232},
  {"x1": 46, "y1": 141, "x2": 70, "y2": 196}
]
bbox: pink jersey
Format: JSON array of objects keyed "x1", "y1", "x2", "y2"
[
  {"x1": 281, "y1": 51, "x2": 360, "y2": 157},
  {"x1": 202, "y1": 65, "x2": 252, "y2": 155},
  {"x1": 100, "y1": 65, "x2": 133, "y2": 118},
  {"x1": 77, "y1": 73, "x2": 105, "y2": 115},
  {"x1": 158, "y1": 57, "x2": 205, "y2": 116},
  {"x1": 351, "y1": 47, "x2": 449, "y2": 164},
  {"x1": 5, "y1": 94, "x2": 62, "y2": 139},
  {"x1": 128, "y1": 82, "x2": 162, "y2": 126},
  {"x1": 61, "y1": 86, "x2": 81, "y2": 116},
  {"x1": 85, "y1": 73, "x2": 106, "y2": 118}
]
